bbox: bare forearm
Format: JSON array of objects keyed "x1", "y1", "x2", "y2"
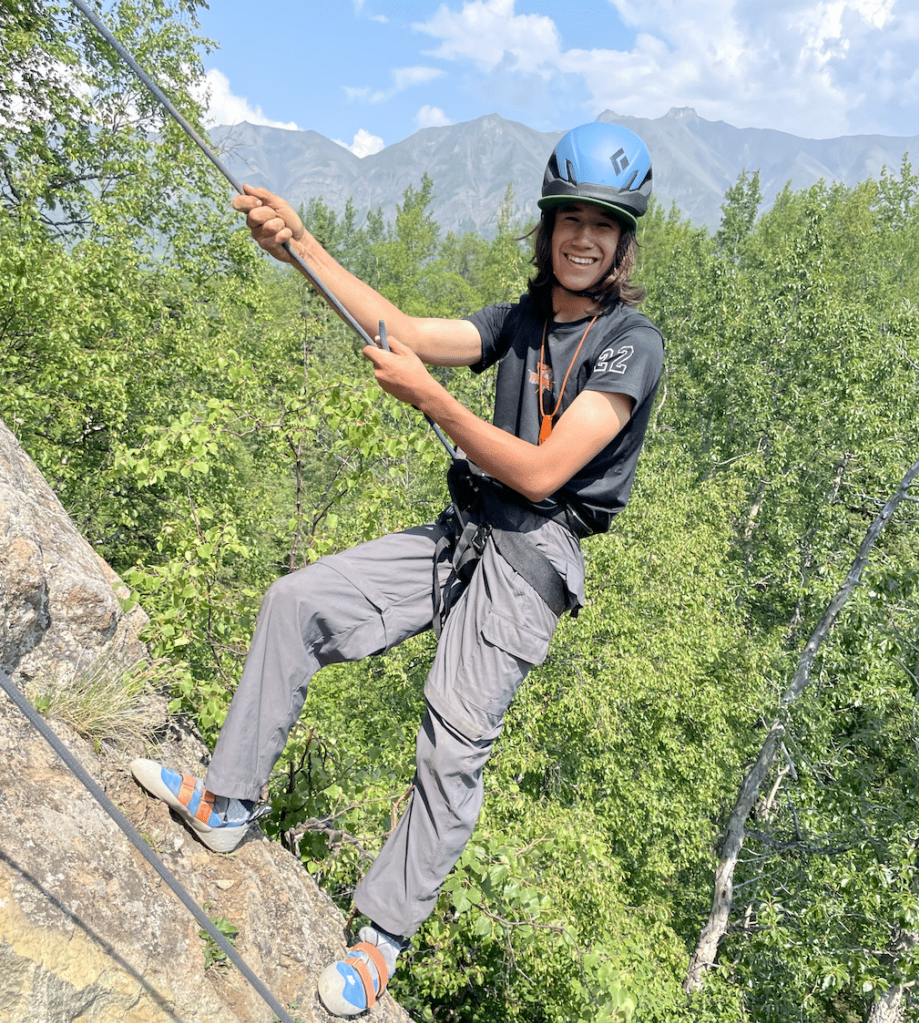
[
  {"x1": 414, "y1": 379, "x2": 565, "y2": 502},
  {"x1": 365, "y1": 338, "x2": 631, "y2": 502},
  {"x1": 292, "y1": 240, "x2": 480, "y2": 365},
  {"x1": 233, "y1": 185, "x2": 480, "y2": 365}
]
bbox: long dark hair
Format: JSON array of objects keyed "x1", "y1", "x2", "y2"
[{"x1": 525, "y1": 208, "x2": 645, "y2": 321}]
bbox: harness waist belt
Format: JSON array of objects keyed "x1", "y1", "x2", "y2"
[{"x1": 432, "y1": 457, "x2": 572, "y2": 635}]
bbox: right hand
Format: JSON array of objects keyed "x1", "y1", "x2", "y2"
[{"x1": 232, "y1": 185, "x2": 306, "y2": 264}]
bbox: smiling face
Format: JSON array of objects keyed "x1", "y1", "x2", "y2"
[{"x1": 550, "y1": 202, "x2": 623, "y2": 298}]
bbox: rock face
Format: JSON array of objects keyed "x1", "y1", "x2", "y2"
[
  {"x1": 0, "y1": 418, "x2": 410, "y2": 1023},
  {"x1": 0, "y1": 419, "x2": 148, "y2": 689}
]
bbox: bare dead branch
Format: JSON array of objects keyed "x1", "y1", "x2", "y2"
[
  {"x1": 684, "y1": 454, "x2": 919, "y2": 995},
  {"x1": 390, "y1": 784, "x2": 414, "y2": 834}
]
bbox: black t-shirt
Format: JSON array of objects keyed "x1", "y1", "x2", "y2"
[{"x1": 466, "y1": 293, "x2": 664, "y2": 534}]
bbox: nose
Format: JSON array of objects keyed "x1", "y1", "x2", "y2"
[{"x1": 572, "y1": 222, "x2": 596, "y2": 246}]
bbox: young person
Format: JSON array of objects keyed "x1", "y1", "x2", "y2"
[{"x1": 132, "y1": 121, "x2": 663, "y2": 1016}]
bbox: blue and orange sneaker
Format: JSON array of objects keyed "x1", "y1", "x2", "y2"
[
  {"x1": 318, "y1": 925, "x2": 404, "y2": 1017},
  {"x1": 130, "y1": 758, "x2": 264, "y2": 853}
]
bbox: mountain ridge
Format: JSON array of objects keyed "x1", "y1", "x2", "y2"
[{"x1": 210, "y1": 109, "x2": 919, "y2": 234}]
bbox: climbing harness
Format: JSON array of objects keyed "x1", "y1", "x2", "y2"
[
  {"x1": 0, "y1": 667, "x2": 301, "y2": 1023},
  {"x1": 430, "y1": 456, "x2": 572, "y2": 637}
]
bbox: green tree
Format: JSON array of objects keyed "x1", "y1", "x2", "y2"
[
  {"x1": 654, "y1": 169, "x2": 919, "y2": 1022},
  {"x1": 1, "y1": 0, "x2": 229, "y2": 265},
  {"x1": 469, "y1": 182, "x2": 536, "y2": 306},
  {"x1": 715, "y1": 169, "x2": 762, "y2": 258}
]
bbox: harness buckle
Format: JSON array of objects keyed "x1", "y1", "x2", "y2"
[{"x1": 470, "y1": 522, "x2": 492, "y2": 556}]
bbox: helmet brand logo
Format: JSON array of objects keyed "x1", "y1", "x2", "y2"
[{"x1": 610, "y1": 148, "x2": 629, "y2": 175}]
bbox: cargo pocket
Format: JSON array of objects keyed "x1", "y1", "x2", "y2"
[
  {"x1": 425, "y1": 605, "x2": 555, "y2": 742},
  {"x1": 480, "y1": 606, "x2": 552, "y2": 667}
]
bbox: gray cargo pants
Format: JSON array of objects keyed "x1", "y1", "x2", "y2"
[{"x1": 206, "y1": 511, "x2": 583, "y2": 937}]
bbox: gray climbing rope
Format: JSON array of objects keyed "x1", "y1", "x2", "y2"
[{"x1": 0, "y1": 668, "x2": 300, "y2": 1023}]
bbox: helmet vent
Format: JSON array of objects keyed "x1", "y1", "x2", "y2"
[{"x1": 565, "y1": 158, "x2": 578, "y2": 184}]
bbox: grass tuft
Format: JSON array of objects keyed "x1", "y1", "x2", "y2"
[{"x1": 27, "y1": 651, "x2": 168, "y2": 750}]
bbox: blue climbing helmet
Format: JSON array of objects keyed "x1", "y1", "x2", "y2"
[{"x1": 538, "y1": 122, "x2": 653, "y2": 230}]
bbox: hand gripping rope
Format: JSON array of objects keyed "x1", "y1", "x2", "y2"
[{"x1": 67, "y1": 0, "x2": 455, "y2": 459}]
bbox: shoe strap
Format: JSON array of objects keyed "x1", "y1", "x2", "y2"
[
  {"x1": 177, "y1": 774, "x2": 216, "y2": 824},
  {"x1": 344, "y1": 941, "x2": 389, "y2": 1006},
  {"x1": 196, "y1": 788, "x2": 216, "y2": 824}
]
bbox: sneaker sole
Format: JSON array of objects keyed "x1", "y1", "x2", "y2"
[{"x1": 130, "y1": 758, "x2": 250, "y2": 854}]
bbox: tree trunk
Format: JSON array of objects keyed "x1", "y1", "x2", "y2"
[
  {"x1": 866, "y1": 985, "x2": 904, "y2": 1023},
  {"x1": 865, "y1": 927, "x2": 919, "y2": 1023},
  {"x1": 684, "y1": 456, "x2": 919, "y2": 995}
]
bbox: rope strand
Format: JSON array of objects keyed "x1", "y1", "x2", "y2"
[{"x1": 0, "y1": 668, "x2": 300, "y2": 1023}]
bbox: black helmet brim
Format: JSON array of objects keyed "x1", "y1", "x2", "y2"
[{"x1": 537, "y1": 193, "x2": 640, "y2": 231}]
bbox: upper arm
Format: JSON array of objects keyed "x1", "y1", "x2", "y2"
[{"x1": 404, "y1": 316, "x2": 483, "y2": 367}]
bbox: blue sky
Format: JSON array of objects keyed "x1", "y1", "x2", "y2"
[{"x1": 192, "y1": 0, "x2": 919, "y2": 155}]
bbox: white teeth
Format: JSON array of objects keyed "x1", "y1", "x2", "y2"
[{"x1": 567, "y1": 255, "x2": 595, "y2": 265}]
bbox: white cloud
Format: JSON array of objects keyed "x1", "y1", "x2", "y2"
[
  {"x1": 334, "y1": 128, "x2": 386, "y2": 157},
  {"x1": 412, "y1": 0, "x2": 919, "y2": 137},
  {"x1": 394, "y1": 66, "x2": 443, "y2": 89},
  {"x1": 345, "y1": 66, "x2": 444, "y2": 105},
  {"x1": 198, "y1": 69, "x2": 300, "y2": 130},
  {"x1": 344, "y1": 86, "x2": 373, "y2": 103},
  {"x1": 416, "y1": 104, "x2": 453, "y2": 128},
  {"x1": 416, "y1": 0, "x2": 560, "y2": 76}
]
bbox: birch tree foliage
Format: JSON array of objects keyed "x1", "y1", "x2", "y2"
[
  {"x1": 0, "y1": 0, "x2": 229, "y2": 261},
  {"x1": 694, "y1": 459, "x2": 919, "y2": 1023},
  {"x1": 661, "y1": 170, "x2": 919, "y2": 1022},
  {"x1": 649, "y1": 172, "x2": 919, "y2": 644}
]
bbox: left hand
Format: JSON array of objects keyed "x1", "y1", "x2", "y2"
[{"x1": 362, "y1": 335, "x2": 439, "y2": 409}]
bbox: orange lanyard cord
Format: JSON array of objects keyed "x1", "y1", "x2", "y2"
[{"x1": 538, "y1": 315, "x2": 598, "y2": 444}]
